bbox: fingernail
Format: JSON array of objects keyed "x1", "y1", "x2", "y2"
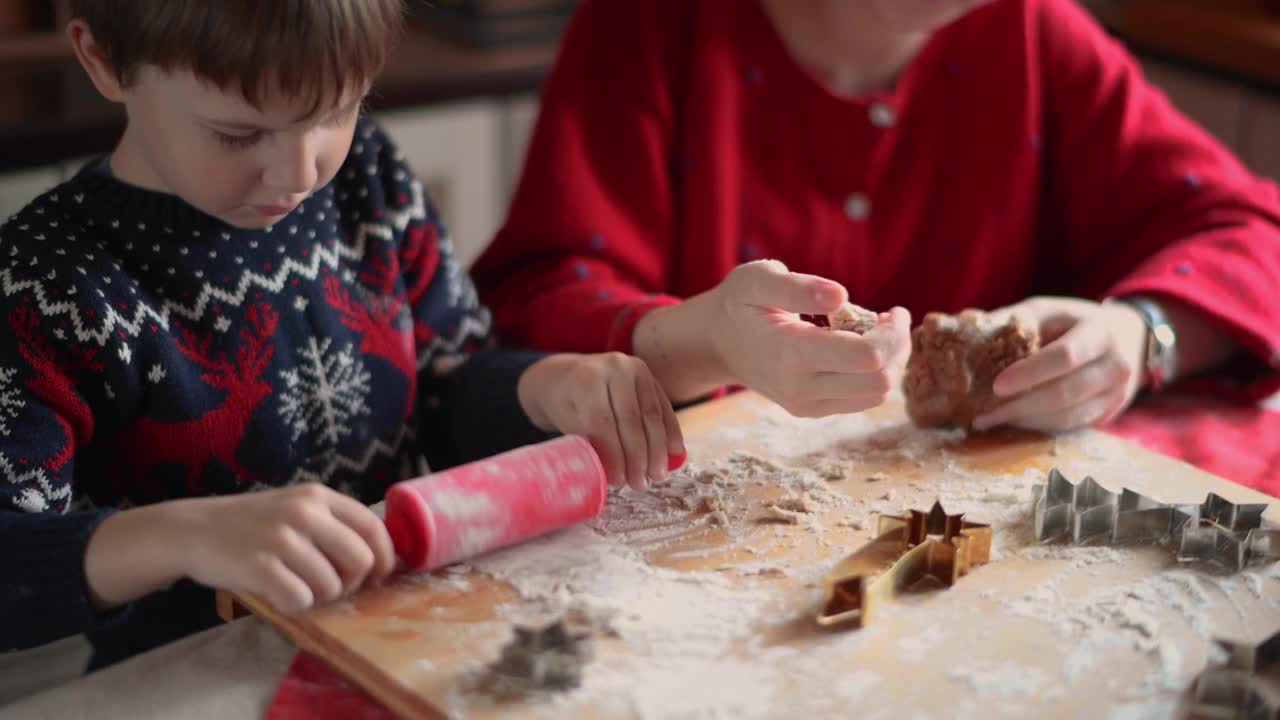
[
  {"x1": 972, "y1": 416, "x2": 992, "y2": 430},
  {"x1": 668, "y1": 451, "x2": 687, "y2": 471}
]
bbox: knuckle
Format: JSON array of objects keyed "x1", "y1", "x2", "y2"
[
  {"x1": 352, "y1": 545, "x2": 375, "y2": 577},
  {"x1": 286, "y1": 501, "x2": 324, "y2": 529},
  {"x1": 267, "y1": 527, "x2": 297, "y2": 552},
  {"x1": 252, "y1": 552, "x2": 280, "y2": 576},
  {"x1": 274, "y1": 588, "x2": 308, "y2": 615},
  {"x1": 322, "y1": 576, "x2": 344, "y2": 603},
  {"x1": 869, "y1": 372, "x2": 893, "y2": 396},
  {"x1": 297, "y1": 482, "x2": 329, "y2": 499}
]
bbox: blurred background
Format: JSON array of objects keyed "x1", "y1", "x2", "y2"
[
  {"x1": 0, "y1": 0, "x2": 1277, "y2": 706},
  {"x1": 0, "y1": 0, "x2": 1277, "y2": 270}
]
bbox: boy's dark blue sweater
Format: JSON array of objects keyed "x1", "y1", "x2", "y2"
[{"x1": 0, "y1": 119, "x2": 551, "y2": 668}]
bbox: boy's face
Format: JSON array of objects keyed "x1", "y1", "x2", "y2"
[
  {"x1": 114, "y1": 67, "x2": 365, "y2": 229},
  {"x1": 868, "y1": 0, "x2": 996, "y2": 34}
]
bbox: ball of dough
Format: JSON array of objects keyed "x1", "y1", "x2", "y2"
[{"x1": 903, "y1": 310, "x2": 1040, "y2": 430}]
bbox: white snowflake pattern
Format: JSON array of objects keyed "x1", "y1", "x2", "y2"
[
  {"x1": 277, "y1": 338, "x2": 371, "y2": 447},
  {"x1": 294, "y1": 296, "x2": 309, "y2": 312},
  {"x1": 214, "y1": 317, "x2": 232, "y2": 333},
  {"x1": 147, "y1": 364, "x2": 166, "y2": 383},
  {"x1": 117, "y1": 343, "x2": 132, "y2": 365},
  {"x1": 0, "y1": 367, "x2": 27, "y2": 437},
  {"x1": 0, "y1": 451, "x2": 68, "y2": 513}
]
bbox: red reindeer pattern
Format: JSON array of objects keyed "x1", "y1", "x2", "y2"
[
  {"x1": 112, "y1": 304, "x2": 279, "y2": 495},
  {"x1": 9, "y1": 302, "x2": 103, "y2": 473},
  {"x1": 324, "y1": 244, "x2": 422, "y2": 419}
]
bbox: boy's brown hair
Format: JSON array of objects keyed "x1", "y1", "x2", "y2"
[{"x1": 69, "y1": 0, "x2": 404, "y2": 115}]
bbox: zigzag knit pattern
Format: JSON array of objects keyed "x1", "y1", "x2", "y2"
[{"x1": 0, "y1": 119, "x2": 487, "y2": 513}]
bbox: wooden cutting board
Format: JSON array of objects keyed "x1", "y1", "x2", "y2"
[{"x1": 219, "y1": 391, "x2": 1280, "y2": 719}]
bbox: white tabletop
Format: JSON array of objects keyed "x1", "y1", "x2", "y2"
[{"x1": 0, "y1": 619, "x2": 293, "y2": 720}]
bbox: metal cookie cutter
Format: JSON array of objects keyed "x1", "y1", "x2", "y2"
[
  {"x1": 1188, "y1": 629, "x2": 1280, "y2": 720},
  {"x1": 1178, "y1": 495, "x2": 1280, "y2": 572},
  {"x1": 1032, "y1": 468, "x2": 1280, "y2": 572},
  {"x1": 485, "y1": 620, "x2": 594, "y2": 695},
  {"x1": 817, "y1": 500, "x2": 991, "y2": 628}
]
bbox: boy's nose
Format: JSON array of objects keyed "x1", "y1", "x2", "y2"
[{"x1": 262, "y1": 135, "x2": 320, "y2": 194}]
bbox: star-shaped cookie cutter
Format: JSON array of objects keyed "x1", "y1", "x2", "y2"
[
  {"x1": 1032, "y1": 468, "x2": 1279, "y2": 571},
  {"x1": 1188, "y1": 629, "x2": 1280, "y2": 719},
  {"x1": 817, "y1": 500, "x2": 991, "y2": 628},
  {"x1": 485, "y1": 620, "x2": 594, "y2": 695}
]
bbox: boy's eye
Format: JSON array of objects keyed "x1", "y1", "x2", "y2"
[{"x1": 213, "y1": 130, "x2": 262, "y2": 150}]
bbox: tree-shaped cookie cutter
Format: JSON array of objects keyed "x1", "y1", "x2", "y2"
[
  {"x1": 817, "y1": 501, "x2": 991, "y2": 628},
  {"x1": 1187, "y1": 629, "x2": 1280, "y2": 719},
  {"x1": 1032, "y1": 468, "x2": 1279, "y2": 571}
]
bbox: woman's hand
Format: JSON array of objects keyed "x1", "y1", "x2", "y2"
[{"x1": 973, "y1": 296, "x2": 1147, "y2": 432}]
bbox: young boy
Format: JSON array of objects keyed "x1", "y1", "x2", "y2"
[{"x1": 0, "y1": 0, "x2": 683, "y2": 669}]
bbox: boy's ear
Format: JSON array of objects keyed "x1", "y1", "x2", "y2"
[{"x1": 66, "y1": 19, "x2": 127, "y2": 103}]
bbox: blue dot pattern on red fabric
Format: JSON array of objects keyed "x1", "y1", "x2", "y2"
[
  {"x1": 745, "y1": 64, "x2": 764, "y2": 86},
  {"x1": 589, "y1": 233, "x2": 606, "y2": 252},
  {"x1": 1175, "y1": 262, "x2": 1192, "y2": 276},
  {"x1": 1184, "y1": 171, "x2": 1201, "y2": 188},
  {"x1": 595, "y1": 289, "x2": 611, "y2": 301},
  {"x1": 573, "y1": 262, "x2": 590, "y2": 279}
]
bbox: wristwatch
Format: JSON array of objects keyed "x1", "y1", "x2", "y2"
[{"x1": 1113, "y1": 295, "x2": 1178, "y2": 392}]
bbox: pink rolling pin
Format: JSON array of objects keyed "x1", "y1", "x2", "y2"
[{"x1": 386, "y1": 435, "x2": 684, "y2": 571}]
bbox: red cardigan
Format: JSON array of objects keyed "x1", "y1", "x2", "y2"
[{"x1": 473, "y1": 0, "x2": 1280, "y2": 493}]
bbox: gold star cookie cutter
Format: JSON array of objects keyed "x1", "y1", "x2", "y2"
[{"x1": 817, "y1": 500, "x2": 992, "y2": 628}]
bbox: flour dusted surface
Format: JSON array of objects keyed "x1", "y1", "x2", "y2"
[{"x1": 419, "y1": 397, "x2": 1279, "y2": 718}]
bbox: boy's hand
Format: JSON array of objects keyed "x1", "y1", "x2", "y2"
[
  {"x1": 518, "y1": 353, "x2": 685, "y2": 491},
  {"x1": 705, "y1": 260, "x2": 910, "y2": 418},
  {"x1": 972, "y1": 296, "x2": 1146, "y2": 433},
  {"x1": 181, "y1": 484, "x2": 396, "y2": 613}
]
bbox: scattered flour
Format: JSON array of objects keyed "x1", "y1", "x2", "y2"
[
  {"x1": 1105, "y1": 699, "x2": 1179, "y2": 720},
  {"x1": 897, "y1": 629, "x2": 946, "y2": 663},
  {"x1": 949, "y1": 661, "x2": 1056, "y2": 699},
  {"x1": 416, "y1": 399, "x2": 1280, "y2": 718}
]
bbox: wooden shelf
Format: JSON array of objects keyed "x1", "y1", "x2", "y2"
[
  {"x1": 1089, "y1": 0, "x2": 1280, "y2": 91},
  {"x1": 0, "y1": 24, "x2": 557, "y2": 173},
  {"x1": 0, "y1": 31, "x2": 70, "y2": 65}
]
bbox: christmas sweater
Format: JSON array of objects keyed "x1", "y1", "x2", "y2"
[{"x1": 0, "y1": 119, "x2": 552, "y2": 666}]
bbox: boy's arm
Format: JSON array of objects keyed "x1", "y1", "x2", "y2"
[
  {"x1": 1035, "y1": 0, "x2": 1280, "y2": 396},
  {"x1": 0, "y1": 283, "x2": 136, "y2": 652}
]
